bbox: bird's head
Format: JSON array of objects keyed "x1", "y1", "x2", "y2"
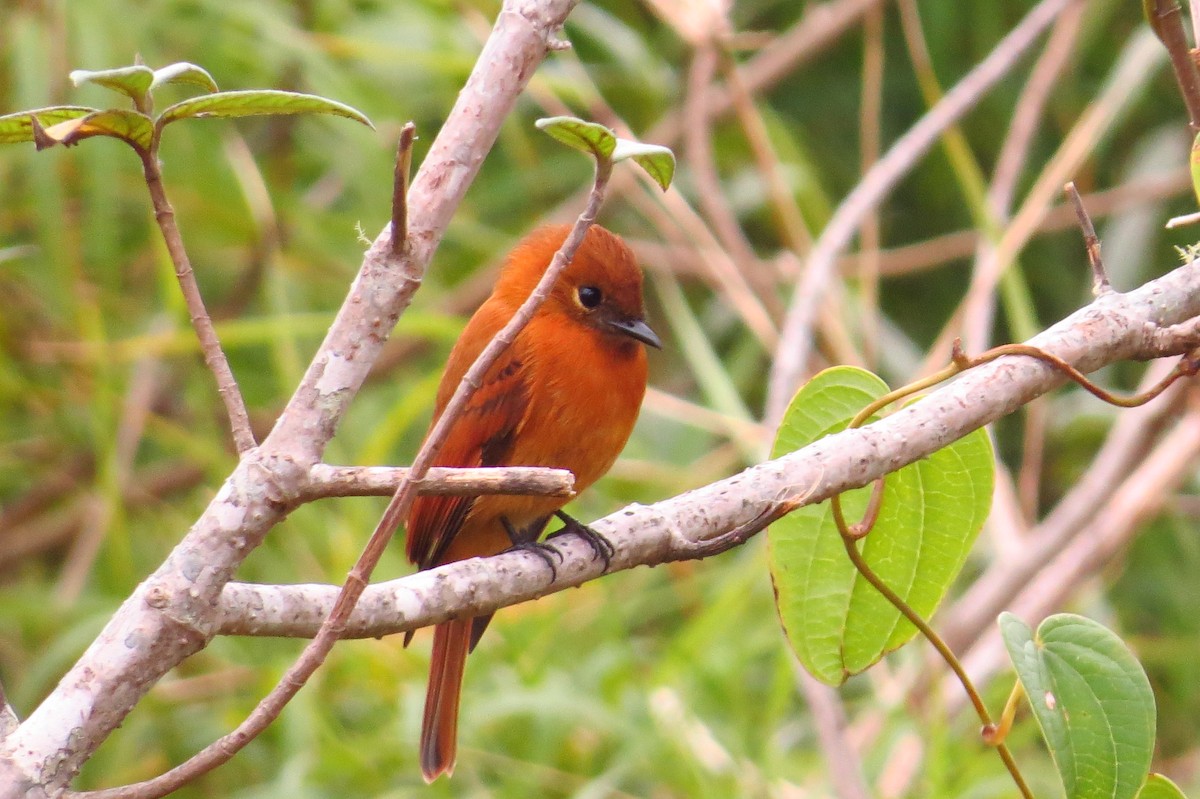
[{"x1": 495, "y1": 224, "x2": 661, "y2": 350}]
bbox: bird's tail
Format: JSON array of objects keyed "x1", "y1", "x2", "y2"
[{"x1": 420, "y1": 617, "x2": 471, "y2": 782}]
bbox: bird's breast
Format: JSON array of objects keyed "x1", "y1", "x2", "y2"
[{"x1": 512, "y1": 316, "x2": 648, "y2": 492}]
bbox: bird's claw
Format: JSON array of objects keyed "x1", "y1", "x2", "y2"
[
  {"x1": 503, "y1": 539, "x2": 564, "y2": 580},
  {"x1": 547, "y1": 510, "x2": 615, "y2": 571}
]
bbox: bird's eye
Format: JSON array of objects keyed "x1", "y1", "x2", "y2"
[{"x1": 577, "y1": 285, "x2": 603, "y2": 309}]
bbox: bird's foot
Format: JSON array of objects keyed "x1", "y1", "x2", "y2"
[
  {"x1": 501, "y1": 516, "x2": 564, "y2": 581},
  {"x1": 547, "y1": 510, "x2": 615, "y2": 571},
  {"x1": 502, "y1": 540, "x2": 564, "y2": 580}
]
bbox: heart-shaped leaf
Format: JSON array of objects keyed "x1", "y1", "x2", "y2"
[
  {"x1": 768, "y1": 366, "x2": 993, "y2": 685},
  {"x1": 159, "y1": 90, "x2": 373, "y2": 128},
  {"x1": 70, "y1": 65, "x2": 155, "y2": 103},
  {"x1": 1000, "y1": 613, "x2": 1156, "y2": 799},
  {"x1": 151, "y1": 62, "x2": 219, "y2": 93},
  {"x1": 0, "y1": 107, "x2": 96, "y2": 145}
]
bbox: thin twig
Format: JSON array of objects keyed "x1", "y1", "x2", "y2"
[
  {"x1": 391, "y1": 122, "x2": 417, "y2": 255},
  {"x1": 1165, "y1": 209, "x2": 1200, "y2": 228},
  {"x1": 1064, "y1": 181, "x2": 1110, "y2": 294},
  {"x1": 138, "y1": 148, "x2": 257, "y2": 454},
  {"x1": 683, "y1": 44, "x2": 782, "y2": 319},
  {"x1": 857, "y1": 2, "x2": 885, "y2": 367},
  {"x1": 717, "y1": 47, "x2": 813, "y2": 256}
]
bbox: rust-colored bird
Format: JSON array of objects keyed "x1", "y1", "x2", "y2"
[{"x1": 405, "y1": 224, "x2": 660, "y2": 781}]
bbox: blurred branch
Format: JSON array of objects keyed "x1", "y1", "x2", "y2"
[
  {"x1": 766, "y1": 0, "x2": 1075, "y2": 426},
  {"x1": 1149, "y1": 0, "x2": 1200, "y2": 131},
  {"x1": 955, "y1": 26, "x2": 1163, "y2": 355},
  {"x1": 938, "y1": 357, "x2": 1186, "y2": 658},
  {"x1": 952, "y1": 390, "x2": 1200, "y2": 706},
  {"x1": 834, "y1": 170, "x2": 1189, "y2": 278},
  {"x1": 684, "y1": 45, "x2": 779, "y2": 317}
]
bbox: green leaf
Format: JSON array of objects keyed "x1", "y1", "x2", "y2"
[
  {"x1": 35, "y1": 109, "x2": 153, "y2": 151},
  {"x1": 0, "y1": 107, "x2": 96, "y2": 145},
  {"x1": 159, "y1": 90, "x2": 373, "y2": 128},
  {"x1": 768, "y1": 366, "x2": 993, "y2": 685},
  {"x1": 1000, "y1": 613, "x2": 1156, "y2": 799},
  {"x1": 612, "y1": 139, "x2": 675, "y2": 190},
  {"x1": 1139, "y1": 774, "x2": 1188, "y2": 799},
  {"x1": 535, "y1": 116, "x2": 617, "y2": 159},
  {"x1": 69, "y1": 65, "x2": 155, "y2": 103},
  {"x1": 151, "y1": 62, "x2": 219, "y2": 93}
]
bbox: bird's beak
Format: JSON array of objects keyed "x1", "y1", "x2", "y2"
[{"x1": 606, "y1": 317, "x2": 662, "y2": 349}]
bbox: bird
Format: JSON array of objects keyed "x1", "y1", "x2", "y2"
[{"x1": 404, "y1": 223, "x2": 660, "y2": 782}]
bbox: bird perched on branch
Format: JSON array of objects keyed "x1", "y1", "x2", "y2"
[{"x1": 405, "y1": 223, "x2": 660, "y2": 781}]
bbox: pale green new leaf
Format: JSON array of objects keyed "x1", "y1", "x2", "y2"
[
  {"x1": 70, "y1": 65, "x2": 154, "y2": 103},
  {"x1": 1000, "y1": 613, "x2": 1156, "y2": 799},
  {"x1": 150, "y1": 62, "x2": 219, "y2": 93},
  {"x1": 159, "y1": 90, "x2": 373, "y2": 128},
  {"x1": 612, "y1": 139, "x2": 675, "y2": 190},
  {"x1": 536, "y1": 116, "x2": 617, "y2": 159},
  {"x1": 768, "y1": 366, "x2": 993, "y2": 685}
]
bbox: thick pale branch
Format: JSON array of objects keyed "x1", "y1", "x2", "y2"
[
  {"x1": 0, "y1": 0, "x2": 579, "y2": 795},
  {"x1": 214, "y1": 259, "x2": 1200, "y2": 642}
]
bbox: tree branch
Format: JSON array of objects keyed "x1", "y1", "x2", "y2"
[
  {"x1": 205, "y1": 258, "x2": 1200, "y2": 643},
  {"x1": 302, "y1": 464, "x2": 574, "y2": 500},
  {"x1": 0, "y1": 0, "x2": 580, "y2": 794}
]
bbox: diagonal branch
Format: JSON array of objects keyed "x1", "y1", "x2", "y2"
[
  {"x1": 76, "y1": 159, "x2": 614, "y2": 799},
  {"x1": 201, "y1": 257, "x2": 1200, "y2": 643},
  {"x1": 0, "y1": 1, "x2": 581, "y2": 795}
]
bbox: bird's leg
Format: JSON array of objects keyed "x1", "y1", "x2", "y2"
[
  {"x1": 500, "y1": 515, "x2": 563, "y2": 580},
  {"x1": 547, "y1": 510, "x2": 615, "y2": 571}
]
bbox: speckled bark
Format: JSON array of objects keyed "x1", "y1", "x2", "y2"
[{"x1": 216, "y1": 260, "x2": 1200, "y2": 641}]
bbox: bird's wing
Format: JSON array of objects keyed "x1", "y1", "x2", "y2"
[{"x1": 405, "y1": 346, "x2": 531, "y2": 570}]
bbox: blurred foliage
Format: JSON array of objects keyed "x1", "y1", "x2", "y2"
[{"x1": 1, "y1": 0, "x2": 1199, "y2": 796}]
